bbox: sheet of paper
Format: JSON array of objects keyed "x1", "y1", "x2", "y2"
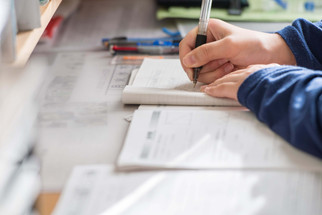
[
  {"x1": 35, "y1": 52, "x2": 138, "y2": 191},
  {"x1": 53, "y1": 165, "x2": 322, "y2": 215},
  {"x1": 122, "y1": 59, "x2": 241, "y2": 106},
  {"x1": 118, "y1": 109, "x2": 322, "y2": 170}
]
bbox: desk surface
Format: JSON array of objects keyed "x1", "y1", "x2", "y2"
[
  {"x1": 35, "y1": 0, "x2": 175, "y2": 212},
  {"x1": 33, "y1": 0, "x2": 295, "y2": 213}
]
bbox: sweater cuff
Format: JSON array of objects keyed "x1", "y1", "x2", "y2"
[
  {"x1": 276, "y1": 18, "x2": 322, "y2": 69},
  {"x1": 237, "y1": 67, "x2": 279, "y2": 110},
  {"x1": 276, "y1": 26, "x2": 308, "y2": 67}
]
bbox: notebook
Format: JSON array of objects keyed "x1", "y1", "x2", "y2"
[{"x1": 122, "y1": 58, "x2": 241, "y2": 106}]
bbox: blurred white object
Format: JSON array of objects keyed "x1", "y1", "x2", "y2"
[
  {"x1": 0, "y1": 57, "x2": 47, "y2": 214},
  {"x1": 0, "y1": 0, "x2": 17, "y2": 63},
  {"x1": 14, "y1": 0, "x2": 41, "y2": 31}
]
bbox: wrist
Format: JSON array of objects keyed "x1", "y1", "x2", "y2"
[{"x1": 264, "y1": 33, "x2": 296, "y2": 65}]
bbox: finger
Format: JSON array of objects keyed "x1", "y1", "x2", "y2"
[
  {"x1": 182, "y1": 38, "x2": 232, "y2": 68},
  {"x1": 203, "y1": 82, "x2": 239, "y2": 100},
  {"x1": 179, "y1": 27, "x2": 199, "y2": 80},
  {"x1": 207, "y1": 70, "x2": 244, "y2": 87},
  {"x1": 199, "y1": 59, "x2": 228, "y2": 74},
  {"x1": 198, "y1": 62, "x2": 234, "y2": 84}
]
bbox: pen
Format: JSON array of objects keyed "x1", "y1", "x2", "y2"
[
  {"x1": 111, "y1": 45, "x2": 179, "y2": 55},
  {"x1": 102, "y1": 37, "x2": 182, "y2": 49},
  {"x1": 193, "y1": 0, "x2": 213, "y2": 87}
]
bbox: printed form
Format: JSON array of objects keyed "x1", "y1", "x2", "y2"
[
  {"x1": 36, "y1": 52, "x2": 138, "y2": 191},
  {"x1": 53, "y1": 165, "x2": 322, "y2": 215},
  {"x1": 117, "y1": 109, "x2": 322, "y2": 170}
]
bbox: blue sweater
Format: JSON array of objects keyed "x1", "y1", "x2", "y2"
[{"x1": 238, "y1": 18, "x2": 322, "y2": 159}]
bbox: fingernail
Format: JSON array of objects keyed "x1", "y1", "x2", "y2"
[
  {"x1": 224, "y1": 63, "x2": 234, "y2": 73},
  {"x1": 183, "y1": 55, "x2": 196, "y2": 66}
]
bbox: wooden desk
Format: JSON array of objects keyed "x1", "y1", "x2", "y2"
[{"x1": 36, "y1": 193, "x2": 60, "y2": 215}]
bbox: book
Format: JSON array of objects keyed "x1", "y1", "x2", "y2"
[{"x1": 122, "y1": 58, "x2": 241, "y2": 106}]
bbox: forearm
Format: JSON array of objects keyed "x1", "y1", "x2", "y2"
[{"x1": 238, "y1": 66, "x2": 322, "y2": 159}]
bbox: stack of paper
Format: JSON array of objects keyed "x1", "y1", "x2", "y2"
[{"x1": 55, "y1": 58, "x2": 322, "y2": 215}]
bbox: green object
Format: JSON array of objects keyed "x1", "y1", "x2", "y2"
[
  {"x1": 39, "y1": 0, "x2": 49, "y2": 6},
  {"x1": 157, "y1": 1, "x2": 322, "y2": 22}
]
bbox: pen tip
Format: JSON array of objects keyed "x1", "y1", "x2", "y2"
[{"x1": 193, "y1": 82, "x2": 197, "y2": 88}]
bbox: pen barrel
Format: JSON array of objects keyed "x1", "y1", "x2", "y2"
[
  {"x1": 193, "y1": 33, "x2": 207, "y2": 84},
  {"x1": 137, "y1": 46, "x2": 179, "y2": 55},
  {"x1": 195, "y1": 34, "x2": 207, "y2": 48},
  {"x1": 198, "y1": 0, "x2": 213, "y2": 35},
  {"x1": 197, "y1": 20, "x2": 209, "y2": 35}
]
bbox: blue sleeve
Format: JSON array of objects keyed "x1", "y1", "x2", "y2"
[
  {"x1": 238, "y1": 66, "x2": 322, "y2": 159},
  {"x1": 277, "y1": 18, "x2": 322, "y2": 69}
]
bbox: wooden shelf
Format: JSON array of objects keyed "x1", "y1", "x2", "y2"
[{"x1": 12, "y1": 0, "x2": 62, "y2": 67}]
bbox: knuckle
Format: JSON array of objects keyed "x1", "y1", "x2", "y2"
[
  {"x1": 207, "y1": 20, "x2": 216, "y2": 30},
  {"x1": 223, "y1": 36, "x2": 235, "y2": 47}
]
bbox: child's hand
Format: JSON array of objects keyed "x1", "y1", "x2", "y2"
[
  {"x1": 200, "y1": 64, "x2": 279, "y2": 100},
  {"x1": 179, "y1": 19, "x2": 295, "y2": 84}
]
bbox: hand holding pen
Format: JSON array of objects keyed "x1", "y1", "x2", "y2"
[{"x1": 180, "y1": 17, "x2": 295, "y2": 85}]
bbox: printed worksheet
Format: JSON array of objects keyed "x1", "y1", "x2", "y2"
[
  {"x1": 53, "y1": 165, "x2": 322, "y2": 215},
  {"x1": 36, "y1": 52, "x2": 138, "y2": 191},
  {"x1": 117, "y1": 109, "x2": 322, "y2": 170}
]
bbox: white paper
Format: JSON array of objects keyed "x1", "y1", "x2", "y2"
[
  {"x1": 0, "y1": 155, "x2": 40, "y2": 214},
  {"x1": 35, "y1": 52, "x2": 138, "y2": 191},
  {"x1": 53, "y1": 165, "x2": 322, "y2": 215},
  {"x1": 122, "y1": 59, "x2": 241, "y2": 106},
  {"x1": 118, "y1": 109, "x2": 322, "y2": 170}
]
